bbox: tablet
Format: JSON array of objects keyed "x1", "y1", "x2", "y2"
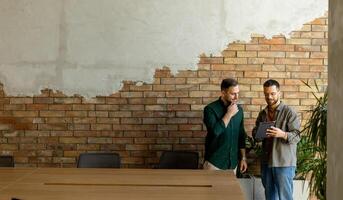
[{"x1": 255, "y1": 121, "x2": 275, "y2": 140}]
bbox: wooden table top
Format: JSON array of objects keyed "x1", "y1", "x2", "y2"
[{"x1": 0, "y1": 168, "x2": 244, "y2": 200}]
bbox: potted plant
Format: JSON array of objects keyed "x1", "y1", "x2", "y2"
[{"x1": 296, "y1": 82, "x2": 327, "y2": 200}]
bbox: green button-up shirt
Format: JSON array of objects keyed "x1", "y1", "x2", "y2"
[{"x1": 203, "y1": 98, "x2": 246, "y2": 169}]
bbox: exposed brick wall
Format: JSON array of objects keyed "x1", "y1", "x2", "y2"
[{"x1": 0, "y1": 15, "x2": 327, "y2": 170}]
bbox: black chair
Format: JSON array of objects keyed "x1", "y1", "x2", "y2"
[
  {"x1": 77, "y1": 152, "x2": 120, "y2": 168},
  {"x1": 158, "y1": 151, "x2": 199, "y2": 169},
  {"x1": 0, "y1": 155, "x2": 14, "y2": 167}
]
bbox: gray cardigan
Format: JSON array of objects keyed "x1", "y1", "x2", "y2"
[{"x1": 252, "y1": 102, "x2": 301, "y2": 167}]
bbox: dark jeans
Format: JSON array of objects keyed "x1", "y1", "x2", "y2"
[{"x1": 261, "y1": 164, "x2": 295, "y2": 200}]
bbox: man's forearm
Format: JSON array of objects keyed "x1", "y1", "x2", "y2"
[{"x1": 240, "y1": 149, "x2": 246, "y2": 160}]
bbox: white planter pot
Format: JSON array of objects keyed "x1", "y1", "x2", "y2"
[{"x1": 238, "y1": 177, "x2": 309, "y2": 200}]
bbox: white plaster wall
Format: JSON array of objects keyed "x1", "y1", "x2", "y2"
[{"x1": 0, "y1": 0, "x2": 327, "y2": 98}]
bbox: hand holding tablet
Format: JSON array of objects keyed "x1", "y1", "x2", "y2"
[{"x1": 255, "y1": 121, "x2": 275, "y2": 140}]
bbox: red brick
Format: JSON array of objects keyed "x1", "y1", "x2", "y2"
[
  {"x1": 156, "y1": 138, "x2": 180, "y2": 144},
  {"x1": 275, "y1": 58, "x2": 299, "y2": 65},
  {"x1": 109, "y1": 111, "x2": 132, "y2": 118},
  {"x1": 173, "y1": 144, "x2": 197, "y2": 151},
  {"x1": 248, "y1": 58, "x2": 274, "y2": 64},
  {"x1": 129, "y1": 85, "x2": 152, "y2": 91},
  {"x1": 310, "y1": 65, "x2": 327, "y2": 72},
  {"x1": 191, "y1": 105, "x2": 205, "y2": 111},
  {"x1": 179, "y1": 124, "x2": 202, "y2": 131},
  {"x1": 284, "y1": 92, "x2": 308, "y2": 98},
  {"x1": 66, "y1": 111, "x2": 87, "y2": 117},
  {"x1": 153, "y1": 85, "x2": 175, "y2": 91},
  {"x1": 237, "y1": 51, "x2": 257, "y2": 57},
  {"x1": 300, "y1": 32, "x2": 325, "y2": 38},
  {"x1": 197, "y1": 71, "x2": 210, "y2": 77},
  {"x1": 120, "y1": 92, "x2": 143, "y2": 98},
  {"x1": 180, "y1": 138, "x2": 204, "y2": 144},
  {"x1": 72, "y1": 104, "x2": 94, "y2": 111},
  {"x1": 82, "y1": 97, "x2": 106, "y2": 104},
  {"x1": 96, "y1": 105, "x2": 119, "y2": 111},
  {"x1": 221, "y1": 50, "x2": 236, "y2": 57},
  {"x1": 189, "y1": 91, "x2": 211, "y2": 97},
  {"x1": 40, "y1": 111, "x2": 65, "y2": 117},
  {"x1": 26, "y1": 104, "x2": 49, "y2": 110},
  {"x1": 10, "y1": 98, "x2": 33, "y2": 104},
  {"x1": 112, "y1": 124, "x2": 156, "y2": 131},
  {"x1": 269, "y1": 72, "x2": 291, "y2": 78},
  {"x1": 295, "y1": 45, "x2": 320, "y2": 52},
  {"x1": 154, "y1": 68, "x2": 172, "y2": 78},
  {"x1": 176, "y1": 111, "x2": 202, "y2": 118},
  {"x1": 270, "y1": 45, "x2": 294, "y2": 51},
  {"x1": 197, "y1": 64, "x2": 210, "y2": 70},
  {"x1": 224, "y1": 58, "x2": 248, "y2": 64},
  {"x1": 246, "y1": 45, "x2": 270, "y2": 51},
  {"x1": 126, "y1": 144, "x2": 148, "y2": 150},
  {"x1": 286, "y1": 38, "x2": 311, "y2": 45},
  {"x1": 106, "y1": 98, "x2": 128, "y2": 104},
  {"x1": 91, "y1": 124, "x2": 112, "y2": 131},
  {"x1": 60, "y1": 137, "x2": 87, "y2": 144},
  {"x1": 134, "y1": 138, "x2": 156, "y2": 144},
  {"x1": 259, "y1": 37, "x2": 285, "y2": 45},
  {"x1": 88, "y1": 137, "x2": 112, "y2": 144},
  {"x1": 244, "y1": 71, "x2": 268, "y2": 78},
  {"x1": 175, "y1": 70, "x2": 197, "y2": 78},
  {"x1": 310, "y1": 52, "x2": 327, "y2": 58},
  {"x1": 0, "y1": 144, "x2": 18, "y2": 150},
  {"x1": 13, "y1": 111, "x2": 38, "y2": 117},
  {"x1": 20, "y1": 144, "x2": 45, "y2": 150},
  {"x1": 199, "y1": 57, "x2": 224, "y2": 64},
  {"x1": 211, "y1": 64, "x2": 235, "y2": 71},
  {"x1": 299, "y1": 58, "x2": 323, "y2": 65},
  {"x1": 258, "y1": 51, "x2": 285, "y2": 58},
  {"x1": 311, "y1": 25, "x2": 328, "y2": 32},
  {"x1": 312, "y1": 39, "x2": 327, "y2": 45},
  {"x1": 54, "y1": 97, "x2": 81, "y2": 104},
  {"x1": 123, "y1": 131, "x2": 145, "y2": 137},
  {"x1": 38, "y1": 123, "x2": 68, "y2": 131},
  {"x1": 158, "y1": 125, "x2": 178, "y2": 131},
  {"x1": 226, "y1": 44, "x2": 245, "y2": 50},
  {"x1": 120, "y1": 105, "x2": 144, "y2": 111},
  {"x1": 310, "y1": 18, "x2": 326, "y2": 25},
  {"x1": 156, "y1": 98, "x2": 178, "y2": 104},
  {"x1": 33, "y1": 97, "x2": 54, "y2": 104}
]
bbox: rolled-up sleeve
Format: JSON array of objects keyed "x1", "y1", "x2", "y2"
[
  {"x1": 285, "y1": 109, "x2": 301, "y2": 144},
  {"x1": 238, "y1": 111, "x2": 246, "y2": 149}
]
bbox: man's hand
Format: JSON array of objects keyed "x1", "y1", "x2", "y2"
[
  {"x1": 266, "y1": 126, "x2": 287, "y2": 140},
  {"x1": 240, "y1": 159, "x2": 248, "y2": 173},
  {"x1": 227, "y1": 103, "x2": 239, "y2": 118},
  {"x1": 222, "y1": 103, "x2": 239, "y2": 127}
]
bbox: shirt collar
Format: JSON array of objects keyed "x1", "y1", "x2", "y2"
[{"x1": 263, "y1": 101, "x2": 285, "y2": 113}]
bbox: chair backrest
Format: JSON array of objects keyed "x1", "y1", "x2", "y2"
[
  {"x1": 77, "y1": 152, "x2": 120, "y2": 168},
  {"x1": 0, "y1": 155, "x2": 14, "y2": 167},
  {"x1": 158, "y1": 151, "x2": 199, "y2": 169}
]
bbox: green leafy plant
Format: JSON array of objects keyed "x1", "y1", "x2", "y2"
[{"x1": 297, "y1": 81, "x2": 327, "y2": 200}]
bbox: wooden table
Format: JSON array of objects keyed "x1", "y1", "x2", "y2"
[{"x1": 0, "y1": 168, "x2": 244, "y2": 200}]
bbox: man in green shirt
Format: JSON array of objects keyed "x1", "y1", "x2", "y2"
[{"x1": 203, "y1": 78, "x2": 247, "y2": 172}]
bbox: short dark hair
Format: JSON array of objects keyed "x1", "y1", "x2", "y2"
[
  {"x1": 263, "y1": 79, "x2": 280, "y2": 90},
  {"x1": 221, "y1": 78, "x2": 238, "y2": 91}
]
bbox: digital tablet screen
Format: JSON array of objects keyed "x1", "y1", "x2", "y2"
[{"x1": 255, "y1": 121, "x2": 275, "y2": 140}]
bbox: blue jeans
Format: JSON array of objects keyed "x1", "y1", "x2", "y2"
[{"x1": 261, "y1": 164, "x2": 295, "y2": 200}]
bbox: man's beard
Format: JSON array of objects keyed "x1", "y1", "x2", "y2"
[{"x1": 267, "y1": 98, "x2": 278, "y2": 106}]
